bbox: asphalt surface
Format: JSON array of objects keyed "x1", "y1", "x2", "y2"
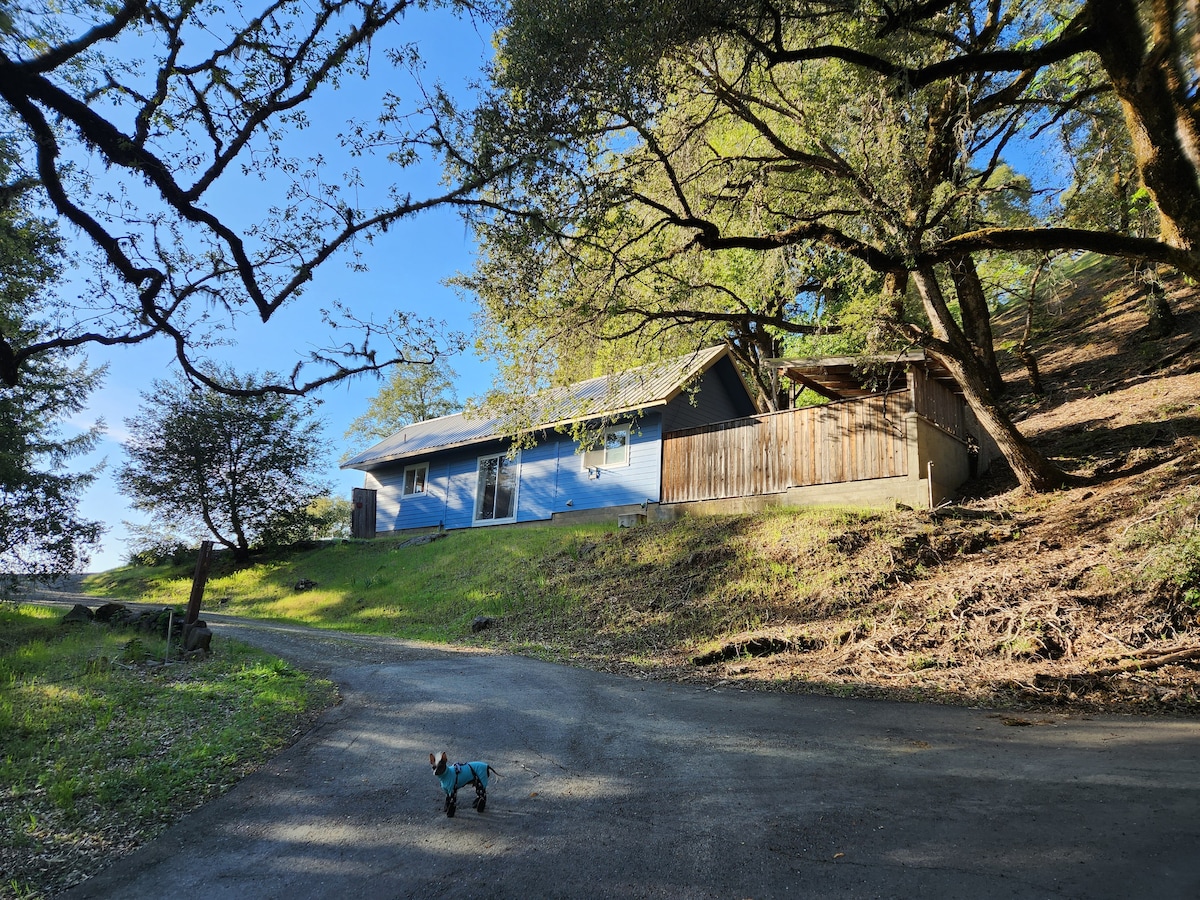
[{"x1": 38, "y1": 601, "x2": 1200, "y2": 899}]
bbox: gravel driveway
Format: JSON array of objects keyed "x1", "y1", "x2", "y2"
[{"x1": 39, "y1": 606, "x2": 1200, "y2": 900}]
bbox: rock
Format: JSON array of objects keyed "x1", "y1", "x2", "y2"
[
  {"x1": 113, "y1": 606, "x2": 141, "y2": 627},
  {"x1": 92, "y1": 602, "x2": 127, "y2": 623},
  {"x1": 471, "y1": 615, "x2": 495, "y2": 633},
  {"x1": 122, "y1": 609, "x2": 151, "y2": 630},
  {"x1": 183, "y1": 623, "x2": 213, "y2": 653},
  {"x1": 183, "y1": 624, "x2": 214, "y2": 652},
  {"x1": 135, "y1": 608, "x2": 174, "y2": 637},
  {"x1": 62, "y1": 603, "x2": 94, "y2": 625}
]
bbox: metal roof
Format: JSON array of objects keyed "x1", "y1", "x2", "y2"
[{"x1": 341, "y1": 345, "x2": 732, "y2": 471}]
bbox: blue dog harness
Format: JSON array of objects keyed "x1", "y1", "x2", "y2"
[
  {"x1": 437, "y1": 761, "x2": 490, "y2": 796},
  {"x1": 434, "y1": 759, "x2": 495, "y2": 816}
]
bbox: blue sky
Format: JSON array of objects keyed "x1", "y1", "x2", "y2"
[{"x1": 66, "y1": 7, "x2": 498, "y2": 571}]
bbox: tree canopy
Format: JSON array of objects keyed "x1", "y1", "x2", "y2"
[
  {"x1": 344, "y1": 357, "x2": 461, "y2": 454},
  {"x1": 0, "y1": 150, "x2": 103, "y2": 587},
  {"x1": 454, "y1": 0, "x2": 1200, "y2": 491},
  {"x1": 117, "y1": 372, "x2": 330, "y2": 558},
  {"x1": 0, "y1": 0, "x2": 502, "y2": 395}
]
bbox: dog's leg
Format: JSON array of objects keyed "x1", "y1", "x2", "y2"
[
  {"x1": 445, "y1": 789, "x2": 457, "y2": 818},
  {"x1": 472, "y1": 781, "x2": 486, "y2": 813}
]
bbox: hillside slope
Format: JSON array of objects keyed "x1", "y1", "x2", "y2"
[
  {"x1": 85, "y1": 258, "x2": 1200, "y2": 713},
  {"x1": 632, "y1": 256, "x2": 1200, "y2": 711}
]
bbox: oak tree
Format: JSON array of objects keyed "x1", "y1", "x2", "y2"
[
  {"x1": 458, "y1": 0, "x2": 1200, "y2": 491},
  {"x1": 344, "y1": 356, "x2": 462, "y2": 453},
  {"x1": 0, "y1": 0, "x2": 503, "y2": 395},
  {"x1": 463, "y1": 1, "x2": 1076, "y2": 487}
]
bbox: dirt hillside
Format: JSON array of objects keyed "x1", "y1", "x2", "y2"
[{"x1": 494, "y1": 257, "x2": 1200, "y2": 714}]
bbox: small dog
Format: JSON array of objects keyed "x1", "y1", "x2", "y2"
[{"x1": 430, "y1": 752, "x2": 497, "y2": 817}]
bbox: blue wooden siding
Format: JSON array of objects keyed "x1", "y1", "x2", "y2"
[
  {"x1": 540, "y1": 416, "x2": 662, "y2": 518},
  {"x1": 662, "y1": 359, "x2": 755, "y2": 431},
  {"x1": 369, "y1": 414, "x2": 664, "y2": 532},
  {"x1": 443, "y1": 453, "x2": 483, "y2": 530},
  {"x1": 515, "y1": 440, "x2": 560, "y2": 522},
  {"x1": 366, "y1": 459, "x2": 454, "y2": 531}
]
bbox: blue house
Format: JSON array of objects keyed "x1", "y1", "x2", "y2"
[{"x1": 341, "y1": 346, "x2": 757, "y2": 533}]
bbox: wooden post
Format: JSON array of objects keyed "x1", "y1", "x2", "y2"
[{"x1": 185, "y1": 540, "x2": 213, "y2": 626}]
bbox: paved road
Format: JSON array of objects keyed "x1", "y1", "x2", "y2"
[{"x1": 46, "y1": 607, "x2": 1200, "y2": 899}]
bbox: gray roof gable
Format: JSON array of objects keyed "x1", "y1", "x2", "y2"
[{"x1": 341, "y1": 345, "x2": 739, "y2": 471}]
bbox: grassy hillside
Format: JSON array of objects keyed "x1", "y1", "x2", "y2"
[
  {"x1": 84, "y1": 256, "x2": 1200, "y2": 714},
  {"x1": 87, "y1": 507, "x2": 953, "y2": 644}
]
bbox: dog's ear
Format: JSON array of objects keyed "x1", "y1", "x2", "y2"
[
  {"x1": 429, "y1": 753, "x2": 437, "y2": 768},
  {"x1": 439, "y1": 752, "x2": 448, "y2": 765}
]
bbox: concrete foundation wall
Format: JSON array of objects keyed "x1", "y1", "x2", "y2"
[
  {"x1": 963, "y1": 406, "x2": 1002, "y2": 474},
  {"x1": 549, "y1": 503, "x2": 660, "y2": 527},
  {"x1": 656, "y1": 494, "x2": 790, "y2": 521},
  {"x1": 907, "y1": 413, "x2": 973, "y2": 506},
  {"x1": 788, "y1": 475, "x2": 928, "y2": 509},
  {"x1": 657, "y1": 477, "x2": 927, "y2": 521}
]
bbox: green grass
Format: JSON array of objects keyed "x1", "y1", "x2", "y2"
[
  {"x1": 1120, "y1": 485, "x2": 1200, "y2": 609},
  {"x1": 81, "y1": 507, "x2": 919, "y2": 660},
  {"x1": 0, "y1": 604, "x2": 335, "y2": 899},
  {"x1": 86, "y1": 525, "x2": 620, "y2": 641}
]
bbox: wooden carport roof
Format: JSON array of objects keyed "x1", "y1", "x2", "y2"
[{"x1": 767, "y1": 351, "x2": 961, "y2": 402}]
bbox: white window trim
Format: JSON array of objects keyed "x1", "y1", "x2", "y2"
[
  {"x1": 472, "y1": 451, "x2": 520, "y2": 525},
  {"x1": 582, "y1": 424, "x2": 631, "y2": 470},
  {"x1": 402, "y1": 462, "x2": 429, "y2": 497}
]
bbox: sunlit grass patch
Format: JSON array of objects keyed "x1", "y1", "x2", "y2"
[
  {"x1": 80, "y1": 507, "x2": 921, "y2": 661},
  {"x1": 0, "y1": 605, "x2": 335, "y2": 899}
]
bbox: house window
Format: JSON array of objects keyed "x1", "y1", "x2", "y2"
[
  {"x1": 474, "y1": 452, "x2": 519, "y2": 524},
  {"x1": 402, "y1": 462, "x2": 428, "y2": 497},
  {"x1": 582, "y1": 425, "x2": 630, "y2": 469}
]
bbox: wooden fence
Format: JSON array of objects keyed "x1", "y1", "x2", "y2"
[
  {"x1": 910, "y1": 365, "x2": 965, "y2": 440},
  {"x1": 661, "y1": 391, "x2": 912, "y2": 504}
]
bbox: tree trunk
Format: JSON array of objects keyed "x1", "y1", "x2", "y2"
[
  {"x1": 911, "y1": 268, "x2": 1068, "y2": 491},
  {"x1": 1087, "y1": 0, "x2": 1200, "y2": 253},
  {"x1": 1019, "y1": 259, "x2": 1048, "y2": 395},
  {"x1": 727, "y1": 325, "x2": 784, "y2": 413},
  {"x1": 948, "y1": 256, "x2": 1004, "y2": 397},
  {"x1": 1018, "y1": 300, "x2": 1044, "y2": 395},
  {"x1": 934, "y1": 346, "x2": 1067, "y2": 490},
  {"x1": 1145, "y1": 279, "x2": 1177, "y2": 338}
]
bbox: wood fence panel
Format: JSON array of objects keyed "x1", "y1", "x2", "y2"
[
  {"x1": 791, "y1": 407, "x2": 811, "y2": 487},
  {"x1": 825, "y1": 400, "x2": 847, "y2": 484},
  {"x1": 662, "y1": 392, "x2": 912, "y2": 503},
  {"x1": 911, "y1": 367, "x2": 964, "y2": 439}
]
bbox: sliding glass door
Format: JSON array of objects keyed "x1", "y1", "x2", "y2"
[{"x1": 474, "y1": 452, "x2": 518, "y2": 524}]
